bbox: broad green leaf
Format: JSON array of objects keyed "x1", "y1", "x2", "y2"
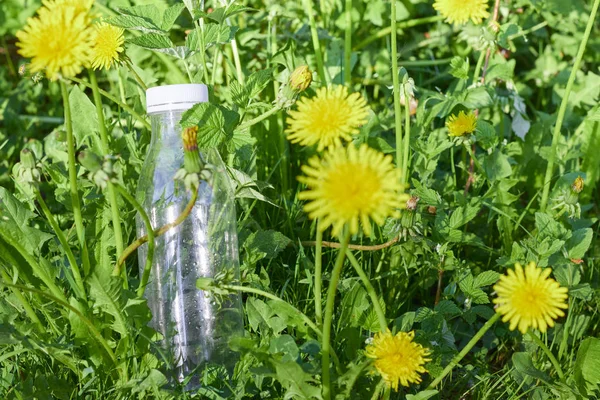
[
  {"x1": 269, "y1": 335, "x2": 299, "y2": 363},
  {"x1": 434, "y1": 300, "x2": 462, "y2": 316},
  {"x1": 566, "y1": 228, "x2": 593, "y2": 259},
  {"x1": 231, "y1": 69, "x2": 273, "y2": 106},
  {"x1": 246, "y1": 297, "x2": 285, "y2": 334},
  {"x1": 128, "y1": 33, "x2": 174, "y2": 50},
  {"x1": 574, "y1": 337, "x2": 600, "y2": 397},
  {"x1": 483, "y1": 149, "x2": 512, "y2": 182},
  {"x1": 473, "y1": 271, "x2": 500, "y2": 287},
  {"x1": 449, "y1": 202, "x2": 481, "y2": 229},
  {"x1": 133, "y1": 369, "x2": 168, "y2": 394},
  {"x1": 69, "y1": 86, "x2": 100, "y2": 153},
  {"x1": 244, "y1": 230, "x2": 291, "y2": 259},
  {"x1": 461, "y1": 86, "x2": 493, "y2": 109},
  {"x1": 181, "y1": 103, "x2": 239, "y2": 149},
  {"x1": 535, "y1": 212, "x2": 569, "y2": 240},
  {"x1": 475, "y1": 120, "x2": 499, "y2": 150},
  {"x1": 161, "y1": 3, "x2": 185, "y2": 31},
  {"x1": 512, "y1": 352, "x2": 551, "y2": 383},
  {"x1": 186, "y1": 24, "x2": 238, "y2": 50},
  {"x1": 406, "y1": 390, "x2": 439, "y2": 400},
  {"x1": 110, "y1": 5, "x2": 164, "y2": 33},
  {"x1": 196, "y1": 4, "x2": 253, "y2": 24},
  {"x1": 412, "y1": 179, "x2": 442, "y2": 206}
]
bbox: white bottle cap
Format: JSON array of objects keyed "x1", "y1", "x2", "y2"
[{"x1": 146, "y1": 84, "x2": 209, "y2": 114}]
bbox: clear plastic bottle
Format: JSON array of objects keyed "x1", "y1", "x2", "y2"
[{"x1": 136, "y1": 84, "x2": 243, "y2": 388}]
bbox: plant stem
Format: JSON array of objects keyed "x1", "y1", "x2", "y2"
[
  {"x1": 1, "y1": 36, "x2": 16, "y2": 76},
  {"x1": 528, "y1": 331, "x2": 565, "y2": 382},
  {"x1": 236, "y1": 106, "x2": 281, "y2": 132},
  {"x1": 428, "y1": 313, "x2": 501, "y2": 389},
  {"x1": 343, "y1": 0, "x2": 352, "y2": 87},
  {"x1": 354, "y1": 15, "x2": 445, "y2": 50},
  {"x1": 60, "y1": 81, "x2": 91, "y2": 277},
  {"x1": 0, "y1": 269, "x2": 44, "y2": 332},
  {"x1": 321, "y1": 231, "x2": 351, "y2": 400},
  {"x1": 115, "y1": 187, "x2": 198, "y2": 275},
  {"x1": 345, "y1": 250, "x2": 387, "y2": 331},
  {"x1": 35, "y1": 190, "x2": 86, "y2": 300},
  {"x1": 472, "y1": 49, "x2": 486, "y2": 84},
  {"x1": 302, "y1": 0, "x2": 328, "y2": 86},
  {"x1": 314, "y1": 220, "x2": 324, "y2": 326},
  {"x1": 68, "y1": 76, "x2": 151, "y2": 130},
  {"x1": 540, "y1": 0, "x2": 600, "y2": 211},
  {"x1": 88, "y1": 70, "x2": 126, "y2": 286},
  {"x1": 302, "y1": 237, "x2": 399, "y2": 251},
  {"x1": 391, "y1": 0, "x2": 403, "y2": 175},
  {"x1": 124, "y1": 61, "x2": 148, "y2": 91},
  {"x1": 113, "y1": 185, "x2": 155, "y2": 297},
  {"x1": 402, "y1": 84, "x2": 411, "y2": 185},
  {"x1": 194, "y1": 18, "x2": 211, "y2": 83}
]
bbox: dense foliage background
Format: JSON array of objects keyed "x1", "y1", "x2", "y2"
[{"x1": 1, "y1": 0, "x2": 600, "y2": 399}]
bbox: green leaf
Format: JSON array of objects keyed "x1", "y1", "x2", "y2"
[
  {"x1": 244, "y1": 230, "x2": 291, "y2": 259},
  {"x1": 535, "y1": 212, "x2": 568, "y2": 240},
  {"x1": 566, "y1": 228, "x2": 593, "y2": 259},
  {"x1": 448, "y1": 202, "x2": 481, "y2": 229},
  {"x1": 512, "y1": 352, "x2": 551, "y2": 383},
  {"x1": 461, "y1": 86, "x2": 493, "y2": 109},
  {"x1": 196, "y1": 4, "x2": 253, "y2": 24},
  {"x1": 110, "y1": 5, "x2": 164, "y2": 33},
  {"x1": 88, "y1": 274, "x2": 128, "y2": 337},
  {"x1": 406, "y1": 390, "x2": 439, "y2": 400},
  {"x1": 475, "y1": 120, "x2": 499, "y2": 150},
  {"x1": 180, "y1": 103, "x2": 236, "y2": 149},
  {"x1": 449, "y1": 57, "x2": 469, "y2": 80},
  {"x1": 69, "y1": 86, "x2": 100, "y2": 153},
  {"x1": 246, "y1": 297, "x2": 286, "y2": 334},
  {"x1": 412, "y1": 179, "x2": 442, "y2": 206},
  {"x1": 483, "y1": 149, "x2": 512, "y2": 182},
  {"x1": 128, "y1": 33, "x2": 174, "y2": 50},
  {"x1": 434, "y1": 300, "x2": 462, "y2": 317},
  {"x1": 231, "y1": 69, "x2": 273, "y2": 107},
  {"x1": 133, "y1": 369, "x2": 168, "y2": 394},
  {"x1": 574, "y1": 337, "x2": 600, "y2": 397},
  {"x1": 269, "y1": 335, "x2": 299, "y2": 363},
  {"x1": 161, "y1": 3, "x2": 185, "y2": 31},
  {"x1": 473, "y1": 271, "x2": 500, "y2": 287},
  {"x1": 0, "y1": 187, "x2": 53, "y2": 255},
  {"x1": 187, "y1": 24, "x2": 238, "y2": 51}
]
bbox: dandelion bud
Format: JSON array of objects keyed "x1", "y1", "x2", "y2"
[
  {"x1": 427, "y1": 206, "x2": 437, "y2": 215},
  {"x1": 406, "y1": 196, "x2": 420, "y2": 211},
  {"x1": 571, "y1": 176, "x2": 584, "y2": 194},
  {"x1": 182, "y1": 126, "x2": 199, "y2": 152},
  {"x1": 176, "y1": 126, "x2": 205, "y2": 192},
  {"x1": 14, "y1": 148, "x2": 42, "y2": 190},
  {"x1": 289, "y1": 65, "x2": 312, "y2": 92}
]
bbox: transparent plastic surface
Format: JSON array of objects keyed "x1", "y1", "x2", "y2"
[{"x1": 136, "y1": 110, "x2": 243, "y2": 388}]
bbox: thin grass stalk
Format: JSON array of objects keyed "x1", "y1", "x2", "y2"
[
  {"x1": 321, "y1": 231, "x2": 351, "y2": 400},
  {"x1": 354, "y1": 15, "x2": 444, "y2": 50},
  {"x1": 540, "y1": 0, "x2": 600, "y2": 211},
  {"x1": 528, "y1": 331, "x2": 565, "y2": 381},
  {"x1": 343, "y1": 0, "x2": 352, "y2": 87},
  {"x1": 391, "y1": 0, "x2": 403, "y2": 175},
  {"x1": 401, "y1": 84, "x2": 411, "y2": 185},
  {"x1": 0, "y1": 269, "x2": 44, "y2": 332},
  {"x1": 302, "y1": 0, "x2": 327, "y2": 86},
  {"x1": 59, "y1": 80, "x2": 91, "y2": 277},
  {"x1": 314, "y1": 220, "x2": 323, "y2": 326}
]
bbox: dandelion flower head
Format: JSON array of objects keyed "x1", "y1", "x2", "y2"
[
  {"x1": 286, "y1": 85, "x2": 369, "y2": 151},
  {"x1": 16, "y1": 1, "x2": 94, "y2": 79},
  {"x1": 493, "y1": 262, "x2": 568, "y2": 334},
  {"x1": 91, "y1": 22, "x2": 125, "y2": 70},
  {"x1": 42, "y1": 0, "x2": 94, "y2": 14},
  {"x1": 365, "y1": 330, "x2": 431, "y2": 391},
  {"x1": 446, "y1": 110, "x2": 477, "y2": 137},
  {"x1": 433, "y1": 0, "x2": 490, "y2": 25},
  {"x1": 298, "y1": 144, "x2": 408, "y2": 237}
]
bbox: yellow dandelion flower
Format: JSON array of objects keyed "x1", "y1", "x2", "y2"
[
  {"x1": 366, "y1": 330, "x2": 431, "y2": 391},
  {"x1": 286, "y1": 85, "x2": 369, "y2": 151},
  {"x1": 16, "y1": 3, "x2": 94, "y2": 79},
  {"x1": 42, "y1": 0, "x2": 94, "y2": 14},
  {"x1": 493, "y1": 262, "x2": 569, "y2": 334},
  {"x1": 433, "y1": 0, "x2": 490, "y2": 25},
  {"x1": 446, "y1": 110, "x2": 477, "y2": 137},
  {"x1": 91, "y1": 23, "x2": 125, "y2": 70},
  {"x1": 298, "y1": 144, "x2": 408, "y2": 237}
]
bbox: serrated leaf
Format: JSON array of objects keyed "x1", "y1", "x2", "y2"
[
  {"x1": 473, "y1": 271, "x2": 500, "y2": 287},
  {"x1": 69, "y1": 85, "x2": 100, "y2": 153},
  {"x1": 186, "y1": 24, "x2": 238, "y2": 51},
  {"x1": 475, "y1": 120, "x2": 499, "y2": 150},
  {"x1": 110, "y1": 5, "x2": 164, "y2": 33},
  {"x1": 244, "y1": 230, "x2": 291, "y2": 259},
  {"x1": 128, "y1": 33, "x2": 174, "y2": 50},
  {"x1": 512, "y1": 352, "x2": 551, "y2": 383},
  {"x1": 88, "y1": 274, "x2": 128, "y2": 337},
  {"x1": 196, "y1": 4, "x2": 253, "y2": 24},
  {"x1": 161, "y1": 3, "x2": 185, "y2": 31},
  {"x1": 434, "y1": 300, "x2": 462, "y2": 316},
  {"x1": 412, "y1": 179, "x2": 442, "y2": 206},
  {"x1": 449, "y1": 57, "x2": 469, "y2": 80},
  {"x1": 448, "y1": 202, "x2": 481, "y2": 229},
  {"x1": 180, "y1": 103, "x2": 229, "y2": 149}
]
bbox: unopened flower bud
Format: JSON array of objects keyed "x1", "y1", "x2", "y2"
[
  {"x1": 289, "y1": 66, "x2": 312, "y2": 92},
  {"x1": 182, "y1": 126, "x2": 199, "y2": 152},
  {"x1": 571, "y1": 176, "x2": 584, "y2": 194},
  {"x1": 427, "y1": 206, "x2": 437, "y2": 215}
]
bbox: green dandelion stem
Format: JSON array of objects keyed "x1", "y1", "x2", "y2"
[
  {"x1": 124, "y1": 61, "x2": 148, "y2": 91},
  {"x1": 321, "y1": 230, "x2": 351, "y2": 400},
  {"x1": 302, "y1": 0, "x2": 328, "y2": 86},
  {"x1": 472, "y1": 49, "x2": 487, "y2": 84},
  {"x1": 428, "y1": 313, "x2": 501, "y2": 389},
  {"x1": 343, "y1": 0, "x2": 352, "y2": 87},
  {"x1": 88, "y1": 69, "x2": 126, "y2": 288},
  {"x1": 354, "y1": 15, "x2": 445, "y2": 50},
  {"x1": 68, "y1": 76, "x2": 151, "y2": 130},
  {"x1": 60, "y1": 80, "x2": 91, "y2": 279},
  {"x1": 527, "y1": 331, "x2": 565, "y2": 382},
  {"x1": 314, "y1": 221, "x2": 324, "y2": 326},
  {"x1": 540, "y1": 0, "x2": 600, "y2": 211},
  {"x1": 35, "y1": 190, "x2": 86, "y2": 300},
  {"x1": 112, "y1": 185, "x2": 155, "y2": 298},
  {"x1": 345, "y1": 250, "x2": 387, "y2": 331},
  {"x1": 391, "y1": 0, "x2": 403, "y2": 175},
  {"x1": 236, "y1": 106, "x2": 281, "y2": 132}
]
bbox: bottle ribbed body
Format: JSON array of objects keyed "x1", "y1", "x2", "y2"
[{"x1": 136, "y1": 110, "x2": 243, "y2": 388}]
